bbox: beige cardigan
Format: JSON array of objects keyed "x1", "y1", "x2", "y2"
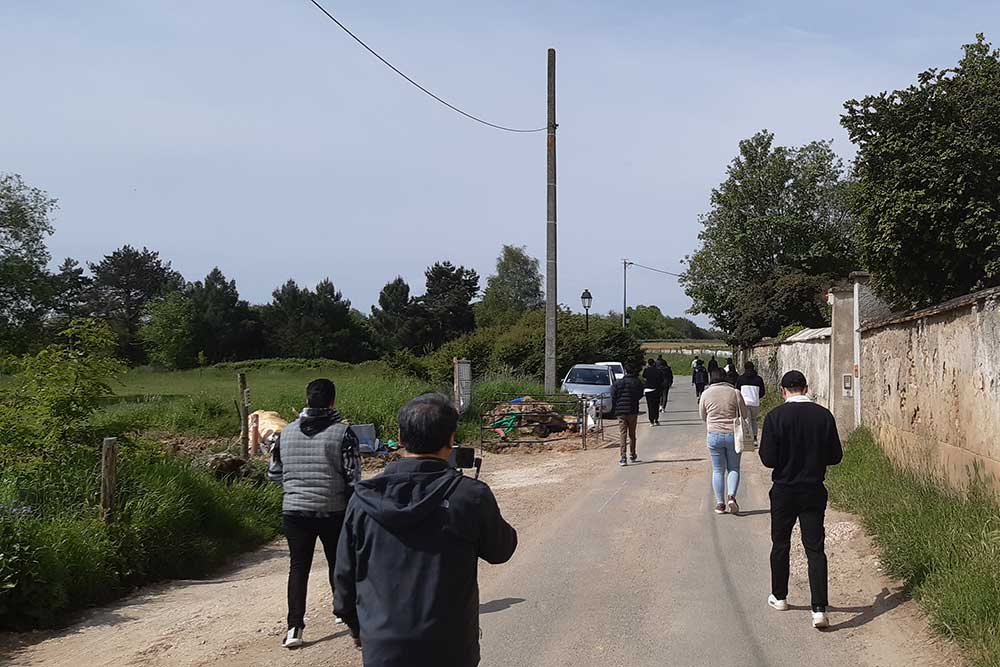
[{"x1": 699, "y1": 382, "x2": 749, "y2": 434}]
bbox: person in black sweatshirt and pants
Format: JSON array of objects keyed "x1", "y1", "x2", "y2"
[{"x1": 759, "y1": 370, "x2": 843, "y2": 630}]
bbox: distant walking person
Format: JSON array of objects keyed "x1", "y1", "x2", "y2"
[
  {"x1": 611, "y1": 363, "x2": 643, "y2": 466},
  {"x1": 692, "y1": 359, "x2": 709, "y2": 398},
  {"x1": 268, "y1": 379, "x2": 360, "y2": 648},
  {"x1": 660, "y1": 361, "x2": 674, "y2": 409},
  {"x1": 707, "y1": 356, "x2": 720, "y2": 373},
  {"x1": 724, "y1": 358, "x2": 739, "y2": 385},
  {"x1": 736, "y1": 361, "x2": 767, "y2": 440},
  {"x1": 698, "y1": 369, "x2": 749, "y2": 515},
  {"x1": 642, "y1": 359, "x2": 664, "y2": 426},
  {"x1": 759, "y1": 370, "x2": 843, "y2": 630}
]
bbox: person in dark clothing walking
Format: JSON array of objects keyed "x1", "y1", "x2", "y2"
[
  {"x1": 759, "y1": 370, "x2": 843, "y2": 630},
  {"x1": 611, "y1": 363, "x2": 643, "y2": 465},
  {"x1": 642, "y1": 359, "x2": 664, "y2": 426},
  {"x1": 692, "y1": 359, "x2": 709, "y2": 398},
  {"x1": 724, "y1": 358, "x2": 739, "y2": 385},
  {"x1": 707, "y1": 356, "x2": 720, "y2": 373},
  {"x1": 334, "y1": 393, "x2": 517, "y2": 667},
  {"x1": 268, "y1": 378, "x2": 360, "y2": 648},
  {"x1": 660, "y1": 361, "x2": 674, "y2": 409}
]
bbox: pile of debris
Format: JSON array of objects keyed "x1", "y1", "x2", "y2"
[{"x1": 485, "y1": 396, "x2": 577, "y2": 441}]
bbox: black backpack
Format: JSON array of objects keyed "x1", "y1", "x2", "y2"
[{"x1": 693, "y1": 367, "x2": 708, "y2": 384}]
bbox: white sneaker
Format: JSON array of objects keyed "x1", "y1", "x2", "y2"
[
  {"x1": 768, "y1": 594, "x2": 788, "y2": 611},
  {"x1": 334, "y1": 616, "x2": 344, "y2": 625},
  {"x1": 812, "y1": 611, "x2": 830, "y2": 629},
  {"x1": 283, "y1": 627, "x2": 304, "y2": 648}
]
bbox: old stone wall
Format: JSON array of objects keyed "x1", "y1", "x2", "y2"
[
  {"x1": 860, "y1": 287, "x2": 1000, "y2": 489},
  {"x1": 748, "y1": 336, "x2": 830, "y2": 407}
]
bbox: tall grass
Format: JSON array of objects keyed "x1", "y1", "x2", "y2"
[
  {"x1": 0, "y1": 445, "x2": 281, "y2": 629},
  {"x1": 827, "y1": 429, "x2": 1000, "y2": 667}
]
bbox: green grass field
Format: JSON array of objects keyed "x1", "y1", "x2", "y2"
[{"x1": 97, "y1": 361, "x2": 435, "y2": 442}]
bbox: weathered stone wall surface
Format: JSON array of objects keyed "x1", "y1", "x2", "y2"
[
  {"x1": 748, "y1": 336, "x2": 830, "y2": 407},
  {"x1": 860, "y1": 287, "x2": 1000, "y2": 489}
]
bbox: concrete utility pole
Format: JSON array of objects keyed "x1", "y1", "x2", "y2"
[
  {"x1": 622, "y1": 259, "x2": 629, "y2": 328},
  {"x1": 544, "y1": 48, "x2": 558, "y2": 393}
]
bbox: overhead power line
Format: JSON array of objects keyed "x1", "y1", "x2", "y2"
[
  {"x1": 625, "y1": 260, "x2": 684, "y2": 278},
  {"x1": 305, "y1": 0, "x2": 547, "y2": 133}
]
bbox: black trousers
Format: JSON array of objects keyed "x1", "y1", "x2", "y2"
[
  {"x1": 283, "y1": 512, "x2": 346, "y2": 629},
  {"x1": 645, "y1": 390, "x2": 661, "y2": 423},
  {"x1": 769, "y1": 484, "x2": 829, "y2": 610},
  {"x1": 660, "y1": 386, "x2": 670, "y2": 409}
]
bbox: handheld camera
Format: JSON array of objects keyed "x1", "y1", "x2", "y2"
[{"x1": 449, "y1": 446, "x2": 483, "y2": 480}]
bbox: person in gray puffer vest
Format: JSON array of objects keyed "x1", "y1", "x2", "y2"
[{"x1": 267, "y1": 378, "x2": 360, "y2": 649}]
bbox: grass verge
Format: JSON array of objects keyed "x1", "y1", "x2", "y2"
[
  {"x1": 827, "y1": 429, "x2": 1000, "y2": 667},
  {"x1": 0, "y1": 445, "x2": 281, "y2": 629}
]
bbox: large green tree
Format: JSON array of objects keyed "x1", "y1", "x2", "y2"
[
  {"x1": 414, "y1": 262, "x2": 479, "y2": 351},
  {"x1": 842, "y1": 34, "x2": 1000, "y2": 308},
  {"x1": 476, "y1": 245, "x2": 543, "y2": 328},
  {"x1": 681, "y1": 131, "x2": 858, "y2": 346},
  {"x1": 186, "y1": 267, "x2": 263, "y2": 363},
  {"x1": 140, "y1": 292, "x2": 195, "y2": 369},
  {"x1": 49, "y1": 258, "x2": 93, "y2": 327},
  {"x1": 260, "y1": 279, "x2": 372, "y2": 362},
  {"x1": 89, "y1": 245, "x2": 185, "y2": 363},
  {"x1": 0, "y1": 174, "x2": 58, "y2": 353},
  {"x1": 369, "y1": 277, "x2": 418, "y2": 353}
]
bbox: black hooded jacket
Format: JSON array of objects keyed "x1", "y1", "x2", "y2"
[{"x1": 334, "y1": 457, "x2": 517, "y2": 667}]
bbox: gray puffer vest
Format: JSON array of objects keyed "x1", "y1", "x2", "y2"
[{"x1": 278, "y1": 420, "x2": 351, "y2": 515}]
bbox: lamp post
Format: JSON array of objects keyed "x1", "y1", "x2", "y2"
[{"x1": 581, "y1": 289, "x2": 593, "y2": 333}]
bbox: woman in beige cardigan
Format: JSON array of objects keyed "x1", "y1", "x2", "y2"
[{"x1": 698, "y1": 368, "x2": 749, "y2": 514}]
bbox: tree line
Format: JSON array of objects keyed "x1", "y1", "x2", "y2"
[
  {"x1": 681, "y1": 35, "x2": 1000, "y2": 347},
  {"x1": 0, "y1": 191, "x2": 712, "y2": 370}
]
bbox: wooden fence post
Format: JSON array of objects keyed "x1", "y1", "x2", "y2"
[
  {"x1": 100, "y1": 437, "x2": 117, "y2": 522},
  {"x1": 238, "y1": 372, "x2": 249, "y2": 458}
]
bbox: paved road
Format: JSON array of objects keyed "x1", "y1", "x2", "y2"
[{"x1": 477, "y1": 382, "x2": 913, "y2": 667}]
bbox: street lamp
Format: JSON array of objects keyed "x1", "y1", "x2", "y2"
[{"x1": 581, "y1": 289, "x2": 593, "y2": 333}]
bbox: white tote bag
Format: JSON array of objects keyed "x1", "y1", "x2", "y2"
[
  {"x1": 734, "y1": 416, "x2": 754, "y2": 453},
  {"x1": 733, "y1": 392, "x2": 755, "y2": 453}
]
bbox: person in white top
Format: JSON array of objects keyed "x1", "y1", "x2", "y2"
[{"x1": 735, "y1": 361, "x2": 767, "y2": 440}]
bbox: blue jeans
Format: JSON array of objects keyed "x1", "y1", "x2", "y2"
[{"x1": 707, "y1": 432, "x2": 742, "y2": 504}]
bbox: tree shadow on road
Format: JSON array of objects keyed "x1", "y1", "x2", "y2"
[
  {"x1": 480, "y1": 598, "x2": 526, "y2": 614},
  {"x1": 789, "y1": 587, "x2": 908, "y2": 631}
]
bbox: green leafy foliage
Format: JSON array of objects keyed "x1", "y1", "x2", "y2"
[
  {"x1": 186, "y1": 268, "x2": 264, "y2": 364},
  {"x1": 842, "y1": 35, "x2": 1000, "y2": 309},
  {"x1": 623, "y1": 305, "x2": 715, "y2": 340},
  {"x1": 88, "y1": 246, "x2": 185, "y2": 364},
  {"x1": 12, "y1": 319, "x2": 125, "y2": 446},
  {"x1": 140, "y1": 292, "x2": 196, "y2": 369},
  {"x1": 476, "y1": 245, "x2": 543, "y2": 328},
  {"x1": 0, "y1": 173, "x2": 58, "y2": 354},
  {"x1": 259, "y1": 279, "x2": 373, "y2": 362},
  {"x1": 681, "y1": 131, "x2": 857, "y2": 347}
]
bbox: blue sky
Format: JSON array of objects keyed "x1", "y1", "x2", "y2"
[{"x1": 3, "y1": 1, "x2": 998, "y2": 326}]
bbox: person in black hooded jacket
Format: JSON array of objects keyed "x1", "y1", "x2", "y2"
[{"x1": 334, "y1": 393, "x2": 517, "y2": 667}]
